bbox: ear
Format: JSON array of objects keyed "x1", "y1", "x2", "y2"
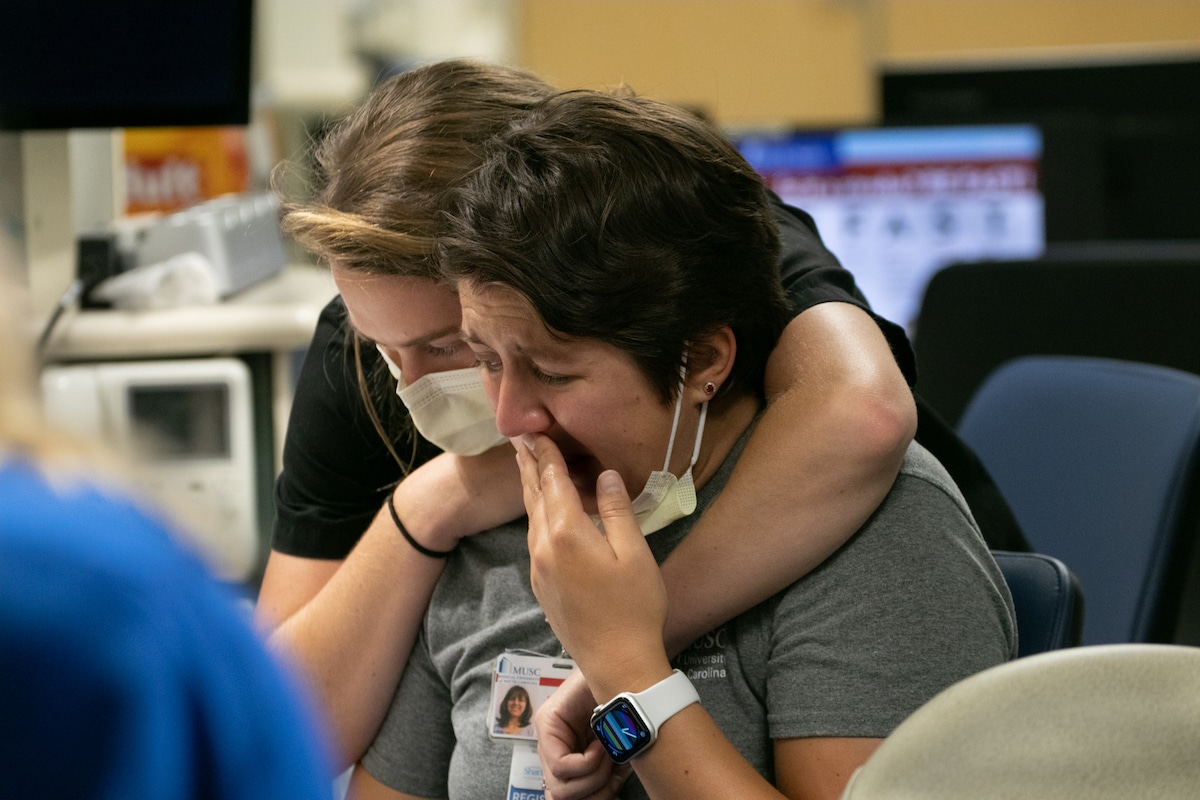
[{"x1": 685, "y1": 326, "x2": 737, "y2": 402}]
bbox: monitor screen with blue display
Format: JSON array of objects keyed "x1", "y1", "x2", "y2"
[{"x1": 732, "y1": 125, "x2": 1045, "y2": 333}]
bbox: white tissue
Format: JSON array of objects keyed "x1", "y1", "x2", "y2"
[{"x1": 90, "y1": 251, "x2": 220, "y2": 310}]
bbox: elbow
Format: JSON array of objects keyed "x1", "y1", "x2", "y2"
[
  {"x1": 837, "y1": 373, "x2": 917, "y2": 475},
  {"x1": 872, "y1": 388, "x2": 917, "y2": 464}
]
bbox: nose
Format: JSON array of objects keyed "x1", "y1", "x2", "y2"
[
  {"x1": 399, "y1": 351, "x2": 439, "y2": 384},
  {"x1": 490, "y1": 371, "x2": 552, "y2": 439}
]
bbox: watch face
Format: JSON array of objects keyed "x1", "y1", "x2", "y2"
[{"x1": 591, "y1": 698, "x2": 653, "y2": 764}]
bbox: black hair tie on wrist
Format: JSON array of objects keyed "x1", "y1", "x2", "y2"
[{"x1": 386, "y1": 493, "x2": 455, "y2": 559}]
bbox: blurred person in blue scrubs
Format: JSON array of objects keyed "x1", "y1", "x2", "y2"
[{"x1": 0, "y1": 257, "x2": 335, "y2": 800}]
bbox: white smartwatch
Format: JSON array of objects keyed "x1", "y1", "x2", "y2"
[{"x1": 589, "y1": 669, "x2": 700, "y2": 764}]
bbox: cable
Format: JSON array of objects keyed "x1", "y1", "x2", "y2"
[{"x1": 36, "y1": 278, "x2": 85, "y2": 359}]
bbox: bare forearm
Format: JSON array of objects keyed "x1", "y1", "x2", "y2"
[
  {"x1": 583, "y1": 656, "x2": 879, "y2": 800},
  {"x1": 659, "y1": 304, "x2": 916, "y2": 655},
  {"x1": 258, "y1": 447, "x2": 523, "y2": 766},
  {"x1": 633, "y1": 706, "x2": 788, "y2": 800},
  {"x1": 633, "y1": 715, "x2": 881, "y2": 800},
  {"x1": 520, "y1": 426, "x2": 883, "y2": 800},
  {"x1": 262, "y1": 507, "x2": 448, "y2": 767}
]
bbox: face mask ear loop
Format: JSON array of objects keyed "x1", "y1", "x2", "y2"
[
  {"x1": 661, "y1": 377, "x2": 686, "y2": 472},
  {"x1": 688, "y1": 401, "x2": 709, "y2": 470},
  {"x1": 660, "y1": 352, "x2": 691, "y2": 472}
]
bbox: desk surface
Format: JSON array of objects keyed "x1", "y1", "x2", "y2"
[{"x1": 40, "y1": 264, "x2": 338, "y2": 361}]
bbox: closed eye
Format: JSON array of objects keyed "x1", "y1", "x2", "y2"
[
  {"x1": 425, "y1": 341, "x2": 465, "y2": 359},
  {"x1": 532, "y1": 366, "x2": 571, "y2": 386},
  {"x1": 472, "y1": 349, "x2": 502, "y2": 373}
]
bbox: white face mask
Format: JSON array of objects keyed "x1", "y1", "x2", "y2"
[
  {"x1": 375, "y1": 346, "x2": 508, "y2": 456},
  {"x1": 627, "y1": 374, "x2": 709, "y2": 536}
]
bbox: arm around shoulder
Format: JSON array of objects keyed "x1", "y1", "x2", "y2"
[
  {"x1": 255, "y1": 445, "x2": 524, "y2": 768},
  {"x1": 658, "y1": 301, "x2": 916, "y2": 653}
]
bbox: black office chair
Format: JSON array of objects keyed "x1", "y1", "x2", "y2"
[
  {"x1": 992, "y1": 551, "x2": 1083, "y2": 657},
  {"x1": 958, "y1": 356, "x2": 1200, "y2": 645}
]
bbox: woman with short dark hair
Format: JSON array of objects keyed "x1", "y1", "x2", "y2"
[
  {"x1": 258, "y1": 59, "x2": 924, "y2": 780},
  {"x1": 348, "y1": 87, "x2": 1014, "y2": 800}
]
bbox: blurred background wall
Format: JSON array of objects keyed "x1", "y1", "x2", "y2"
[{"x1": 255, "y1": 0, "x2": 1200, "y2": 129}]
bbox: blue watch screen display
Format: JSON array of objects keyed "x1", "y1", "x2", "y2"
[{"x1": 592, "y1": 698, "x2": 652, "y2": 763}]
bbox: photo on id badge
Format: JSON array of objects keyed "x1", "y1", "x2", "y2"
[{"x1": 490, "y1": 651, "x2": 575, "y2": 740}]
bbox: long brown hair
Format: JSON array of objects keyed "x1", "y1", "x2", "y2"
[{"x1": 276, "y1": 59, "x2": 554, "y2": 468}]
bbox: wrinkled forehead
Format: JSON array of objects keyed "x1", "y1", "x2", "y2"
[
  {"x1": 459, "y1": 278, "x2": 630, "y2": 374},
  {"x1": 458, "y1": 280, "x2": 542, "y2": 340}
]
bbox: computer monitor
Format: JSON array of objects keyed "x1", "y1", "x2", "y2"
[
  {"x1": 881, "y1": 56, "x2": 1200, "y2": 242},
  {"x1": 0, "y1": 1, "x2": 254, "y2": 130},
  {"x1": 732, "y1": 124, "x2": 1045, "y2": 332}
]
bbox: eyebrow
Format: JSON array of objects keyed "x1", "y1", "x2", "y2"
[
  {"x1": 462, "y1": 330, "x2": 528, "y2": 356},
  {"x1": 356, "y1": 323, "x2": 463, "y2": 349},
  {"x1": 463, "y1": 330, "x2": 580, "y2": 370},
  {"x1": 397, "y1": 324, "x2": 464, "y2": 349}
]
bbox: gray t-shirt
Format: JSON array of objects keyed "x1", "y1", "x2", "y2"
[{"x1": 362, "y1": 433, "x2": 1016, "y2": 799}]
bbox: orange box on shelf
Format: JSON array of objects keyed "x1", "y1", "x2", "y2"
[{"x1": 124, "y1": 126, "x2": 248, "y2": 215}]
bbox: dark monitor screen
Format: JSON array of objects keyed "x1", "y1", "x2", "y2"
[
  {"x1": 0, "y1": 2, "x2": 254, "y2": 130},
  {"x1": 128, "y1": 383, "x2": 231, "y2": 461},
  {"x1": 881, "y1": 57, "x2": 1200, "y2": 242},
  {"x1": 732, "y1": 124, "x2": 1045, "y2": 332}
]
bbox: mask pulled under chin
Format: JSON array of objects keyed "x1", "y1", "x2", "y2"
[{"x1": 624, "y1": 378, "x2": 709, "y2": 536}]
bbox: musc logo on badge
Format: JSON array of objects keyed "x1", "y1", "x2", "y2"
[{"x1": 498, "y1": 656, "x2": 542, "y2": 677}]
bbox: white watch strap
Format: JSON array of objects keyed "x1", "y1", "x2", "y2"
[{"x1": 632, "y1": 669, "x2": 700, "y2": 731}]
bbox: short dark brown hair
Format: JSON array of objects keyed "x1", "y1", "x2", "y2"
[{"x1": 439, "y1": 89, "x2": 789, "y2": 402}]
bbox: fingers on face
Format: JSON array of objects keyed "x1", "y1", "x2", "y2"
[
  {"x1": 516, "y1": 444, "x2": 543, "y2": 510},
  {"x1": 530, "y1": 435, "x2": 572, "y2": 500},
  {"x1": 524, "y1": 435, "x2": 587, "y2": 530},
  {"x1": 516, "y1": 434, "x2": 567, "y2": 508}
]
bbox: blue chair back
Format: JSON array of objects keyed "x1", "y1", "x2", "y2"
[
  {"x1": 992, "y1": 551, "x2": 1083, "y2": 657},
  {"x1": 959, "y1": 356, "x2": 1200, "y2": 645}
]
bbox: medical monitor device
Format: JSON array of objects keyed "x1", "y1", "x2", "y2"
[{"x1": 40, "y1": 358, "x2": 260, "y2": 582}]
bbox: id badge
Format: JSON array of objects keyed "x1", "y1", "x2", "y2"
[
  {"x1": 507, "y1": 739, "x2": 544, "y2": 800},
  {"x1": 489, "y1": 650, "x2": 575, "y2": 741}
]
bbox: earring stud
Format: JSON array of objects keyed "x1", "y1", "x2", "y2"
[{"x1": 703, "y1": 381, "x2": 717, "y2": 396}]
